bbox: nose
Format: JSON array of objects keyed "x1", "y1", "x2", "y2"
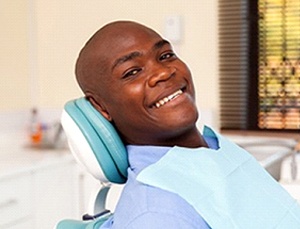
[{"x1": 147, "y1": 65, "x2": 176, "y2": 87}]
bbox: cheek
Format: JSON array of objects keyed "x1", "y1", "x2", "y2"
[
  {"x1": 108, "y1": 82, "x2": 145, "y2": 116},
  {"x1": 126, "y1": 82, "x2": 145, "y2": 98},
  {"x1": 122, "y1": 80, "x2": 146, "y2": 107},
  {"x1": 183, "y1": 67, "x2": 195, "y2": 96}
]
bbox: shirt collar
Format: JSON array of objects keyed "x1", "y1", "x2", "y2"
[
  {"x1": 126, "y1": 127, "x2": 219, "y2": 174},
  {"x1": 127, "y1": 145, "x2": 172, "y2": 174}
]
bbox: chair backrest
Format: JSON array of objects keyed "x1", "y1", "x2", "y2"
[
  {"x1": 57, "y1": 97, "x2": 127, "y2": 228},
  {"x1": 61, "y1": 97, "x2": 128, "y2": 184}
]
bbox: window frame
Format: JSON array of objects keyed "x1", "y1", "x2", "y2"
[{"x1": 219, "y1": 0, "x2": 300, "y2": 133}]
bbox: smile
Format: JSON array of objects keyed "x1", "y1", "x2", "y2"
[{"x1": 154, "y1": 89, "x2": 183, "y2": 108}]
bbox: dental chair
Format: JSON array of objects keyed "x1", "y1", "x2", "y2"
[{"x1": 55, "y1": 97, "x2": 129, "y2": 229}]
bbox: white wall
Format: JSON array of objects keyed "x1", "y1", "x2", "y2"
[
  {"x1": 1, "y1": 0, "x2": 219, "y2": 127},
  {"x1": 0, "y1": 1, "x2": 30, "y2": 110}
]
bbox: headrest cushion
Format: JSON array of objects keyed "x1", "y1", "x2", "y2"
[{"x1": 61, "y1": 98, "x2": 128, "y2": 184}]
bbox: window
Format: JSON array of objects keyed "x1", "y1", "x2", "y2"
[{"x1": 219, "y1": 0, "x2": 300, "y2": 131}]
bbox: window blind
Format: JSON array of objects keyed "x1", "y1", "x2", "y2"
[
  {"x1": 258, "y1": 0, "x2": 300, "y2": 130},
  {"x1": 219, "y1": 0, "x2": 250, "y2": 129},
  {"x1": 219, "y1": 0, "x2": 300, "y2": 131}
]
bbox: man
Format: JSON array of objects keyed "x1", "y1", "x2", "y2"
[
  {"x1": 74, "y1": 21, "x2": 300, "y2": 229},
  {"x1": 76, "y1": 20, "x2": 208, "y2": 149},
  {"x1": 76, "y1": 20, "x2": 213, "y2": 228}
]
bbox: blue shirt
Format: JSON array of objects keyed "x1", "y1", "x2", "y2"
[{"x1": 100, "y1": 136, "x2": 217, "y2": 229}]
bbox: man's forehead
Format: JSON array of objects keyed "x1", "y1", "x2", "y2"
[{"x1": 88, "y1": 22, "x2": 162, "y2": 63}]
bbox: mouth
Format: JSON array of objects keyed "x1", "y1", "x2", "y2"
[{"x1": 152, "y1": 88, "x2": 185, "y2": 108}]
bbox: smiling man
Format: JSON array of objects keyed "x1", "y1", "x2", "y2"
[
  {"x1": 75, "y1": 21, "x2": 212, "y2": 228},
  {"x1": 74, "y1": 21, "x2": 300, "y2": 229},
  {"x1": 76, "y1": 20, "x2": 208, "y2": 149}
]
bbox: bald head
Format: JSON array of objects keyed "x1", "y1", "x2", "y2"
[
  {"x1": 75, "y1": 21, "x2": 161, "y2": 98},
  {"x1": 74, "y1": 20, "x2": 205, "y2": 147}
]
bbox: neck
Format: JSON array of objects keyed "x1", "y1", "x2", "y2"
[
  {"x1": 125, "y1": 126, "x2": 209, "y2": 148},
  {"x1": 167, "y1": 127, "x2": 208, "y2": 148}
]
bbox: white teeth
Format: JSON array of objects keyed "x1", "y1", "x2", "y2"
[{"x1": 154, "y1": 89, "x2": 183, "y2": 108}]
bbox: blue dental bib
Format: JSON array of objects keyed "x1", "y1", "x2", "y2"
[{"x1": 137, "y1": 127, "x2": 300, "y2": 229}]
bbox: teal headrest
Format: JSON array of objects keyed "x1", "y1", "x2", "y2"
[{"x1": 62, "y1": 97, "x2": 128, "y2": 184}]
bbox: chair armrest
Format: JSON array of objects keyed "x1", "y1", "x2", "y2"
[{"x1": 55, "y1": 212, "x2": 112, "y2": 229}]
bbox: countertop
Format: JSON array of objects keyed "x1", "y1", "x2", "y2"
[
  {"x1": 0, "y1": 131, "x2": 73, "y2": 179},
  {"x1": 221, "y1": 129, "x2": 300, "y2": 140}
]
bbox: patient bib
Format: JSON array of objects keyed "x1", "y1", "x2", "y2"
[{"x1": 137, "y1": 127, "x2": 300, "y2": 229}]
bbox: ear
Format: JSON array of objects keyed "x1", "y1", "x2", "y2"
[{"x1": 87, "y1": 96, "x2": 112, "y2": 122}]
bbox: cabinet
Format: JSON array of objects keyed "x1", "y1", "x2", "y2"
[
  {"x1": 32, "y1": 159, "x2": 78, "y2": 228},
  {"x1": 0, "y1": 153, "x2": 99, "y2": 229},
  {"x1": 6, "y1": 220, "x2": 34, "y2": 229},
  {"x1": 0, "y1": 171, "x2": 33, "y2": 228},
  {"x1": 0, "y1": 150, "x2": 123, "y2": 229}
]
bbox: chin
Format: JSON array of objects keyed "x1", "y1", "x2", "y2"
[{"x1": 166, "y1": 109, "x2": 198, "y2": 131}]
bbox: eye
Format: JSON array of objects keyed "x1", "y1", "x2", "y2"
[
  {"x1": 122, "y1": 68, "x2": 141, "y2": 79},
  {"x1": 159, "y1": 52, "x2": 176, "y2": 61}
]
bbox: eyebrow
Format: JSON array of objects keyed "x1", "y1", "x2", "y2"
[
  {"x1": 111, "y1": 39, "x2": 171, "y2": 71},
  {"x1": 112, "y1": 51, "x2": 141, "y2": 71},
  {"x1": 153, "y1": 39, "x2": 170, "y2": 50}
]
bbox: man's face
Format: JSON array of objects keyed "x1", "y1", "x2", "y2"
[{"x1": 90, "y1": 23, "x2": 199, "y2": 145}]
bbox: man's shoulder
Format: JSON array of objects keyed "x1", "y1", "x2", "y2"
[{"x1": 112, "y1": 174, "x2": 204, "y2": 228}]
